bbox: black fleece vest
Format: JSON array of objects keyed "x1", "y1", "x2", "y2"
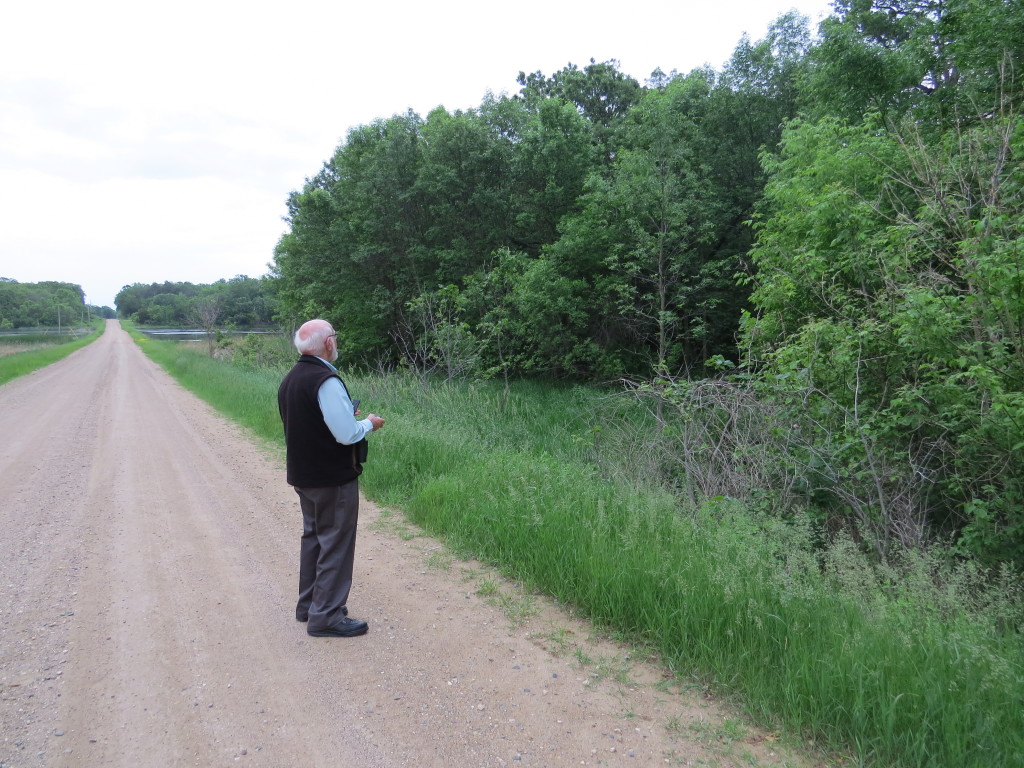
[{"x1": 278, "y1": 356, "x2": 363, "y2": 487}]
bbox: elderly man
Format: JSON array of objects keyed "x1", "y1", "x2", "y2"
[{"x1": 278, "y1": 319, "x2": 385, "y2": 637}]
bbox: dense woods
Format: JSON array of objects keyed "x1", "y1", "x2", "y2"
[
  {"x1": 0, "y1": 278, "x2": 113, "y2": 328},
  {"x1": 114, "y1": 275, "x2": 278, "y2": 328},
  {"x1": 270, "y1": 0, "x2": 1024, "y2": 568},
  {"x1": 271, "y1": 37, "x2": 804, "y2": 378}
]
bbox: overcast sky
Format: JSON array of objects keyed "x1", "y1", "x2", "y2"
[{"x1": 0, "y1": 0, "x2": 835, "y2": 309}]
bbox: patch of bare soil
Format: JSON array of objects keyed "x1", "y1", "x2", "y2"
[{"x1": 0, "y1": 321, "x2": 827, "y2": 767}]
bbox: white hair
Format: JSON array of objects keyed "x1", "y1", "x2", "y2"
[{"x1": 293, "y1": 320, "x2": 331, "y2": 355}]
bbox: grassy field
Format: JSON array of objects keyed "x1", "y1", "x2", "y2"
[
  {"x1": 0, "y1": 321, "x2": 105, "y2": 386},
  {"x1": 127, "y1": 328, "x2": 1024, "y2": 768}
]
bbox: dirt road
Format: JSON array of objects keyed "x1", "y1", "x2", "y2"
[{"x1": 0, "y1": 321, "x2": 812, "y2": 768}]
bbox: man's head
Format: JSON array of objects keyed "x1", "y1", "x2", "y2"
[{"x1": 294, "y1": 319, "x2": 338, "y2": 362}]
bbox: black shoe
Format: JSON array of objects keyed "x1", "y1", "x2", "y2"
[
  {"x1": 297, "y1": 605, "x2": 347, "y2": 622},
  {"x1": 308, "y1": 616, "x2": 368, "y2": 638}
]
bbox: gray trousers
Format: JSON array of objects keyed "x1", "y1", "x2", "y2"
[{"x1": 294, "y1": 481, "x2": 360, "y2": 632}]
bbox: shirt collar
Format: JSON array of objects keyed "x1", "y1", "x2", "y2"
[{"x1": 314, "y1": 356, "x2": 338, "y2": 372}]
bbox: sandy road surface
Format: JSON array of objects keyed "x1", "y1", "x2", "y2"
[{"x1": 0, "y1": 321, "x2": 815, "y2": 768}]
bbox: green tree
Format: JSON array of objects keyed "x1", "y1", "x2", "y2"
[
  {"x1": 272, "y1": 162, "x2": 350, "y2": 323},
  {"x1": 414, "y1": 105, "x2": 516, "y2": 284},
  {"x1": 744, "y1": 106, "x2": 1024, "y2": 562},
  {"x1": 540, "y1": 16, "x2": 814, "y2": 380},
  {"x1": 509, "y1": 97, "x2": 600, "y2": 253},
  {"x1": 569, "y1": 72, "x2": 734, "y2": 374},
  {"x1": 299, "y1": 111, "x2": 428, "y2": 360},
  {"x1": 203, "y1": 275, "x2": 277, "y2": 327},
  {"x1": 805, "y1": 0, "x2": 1024, "y2": 124},
  {"x1": 0, "y1": 280, "x2": 88, "y2": 329},
  {"x1": 271, "y1": 29, "x2": 814, "y2": 380},
  {"x1": 516, "y1": 59, "x2": 643, "y2": 160},
  {"x1": 115, "y1": 278, "x2": 274, "y2": 328}
]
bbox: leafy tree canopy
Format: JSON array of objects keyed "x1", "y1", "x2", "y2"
[
  {"x1": 115, "y1": 276, "x2": 278, "y2": 328},
  {"x1": 0, "y1": 278, "x2": 109, "y2": 328}
]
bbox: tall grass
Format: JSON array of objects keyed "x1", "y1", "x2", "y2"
[
  {"x1": 0, "y1": 320, "x2": 105, "y2": 386},
  {"x1": 132, "y1": 333, "x2": 1024, "y2": 768}
]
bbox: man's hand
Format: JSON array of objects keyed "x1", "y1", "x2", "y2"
[{"x1": 368, "y1": 413, "x2": 386, "y2": 431}]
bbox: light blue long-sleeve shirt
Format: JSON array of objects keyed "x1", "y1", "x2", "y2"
[{"x1": 315, "y1": 357, "x2": 374, "y2": 445}]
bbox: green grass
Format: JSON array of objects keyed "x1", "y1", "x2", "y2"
[
  {"x1": 0, "y1": 320, "x2": 105, "y2": 386},
  {"x1": 131, "y1": 333, "x2": 1024, "y2": 768}
]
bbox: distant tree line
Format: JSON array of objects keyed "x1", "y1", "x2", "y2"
[
  {"x1": 115, "y1": 275, "x2": 278, "y2": 328},
  {"x1": 0, "y1": 278, "x2": 114, "y2": 329},
  {"x1": 271, "y1": 0, "x2": 1024, "y2": 565}
]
